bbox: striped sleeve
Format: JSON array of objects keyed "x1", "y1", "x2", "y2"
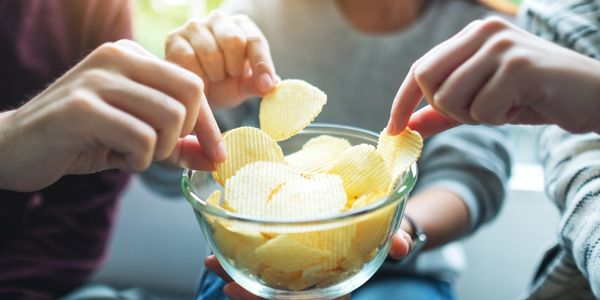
[
  {"x1": 538, "y1": 126, "x2": 600, "y2": 297},
  {"x1": 518, "y1": 0, "x2": 600, "y2": 58},
  {"x1": 415, "y1": 125, "x2": 511, "y2": 233}
]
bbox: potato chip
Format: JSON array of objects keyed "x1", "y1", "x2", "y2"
[
  {"x1": 212, "y1": 220, "x2": 266, "y2": 272},
  {"x1": 350, "y1": 191, "x2": 387, "y2": 210},
  {"x1": 265, "y1": 173, "x2": 347, "y2": 220},
  {"x1": 206, "y1": 190, "x2": 222, "y2": 207},
  {"x1": 259, "y1": 79, "x2": 327, "y2": 141},
  {"x1": 212, "y1": 127, "x2": 285, "y2": 186},
  {"x1": 255, "y1": 234, "x2": 329, "y2": 272},
  {"x1": 260, "y1": 267, "x2": 302, "y2": 290},
  {"x1": 285, "y1": 135, "x2": 352, "y2": 174},
  {"x1": 223, "y1": 161, "x2": 301, "y2": 217},
  {"x1": 377, "y1": 128, "x2": 423, "y2": 191},
  {"x1": 328, "y1": 144, "x2": 392, "y2": 201},
  {"x1": 290, "y1": 265, "x2": 344, "y2": 291},
  {"x1": 289, "y1": 223, "x2": 355, "y2": 270},
  {"x1": 351, "y1": 203, "x2": 397, "y2": 259}
]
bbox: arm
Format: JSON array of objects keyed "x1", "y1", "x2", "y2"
[
  {"x1": 539, "y1": 126, "x2": 600, "y2": 297},
  {"x1": 0, "y1": 40, "x2": 222, "y2": 192},
  {"x1": 401, "y1": 125, "x2": 511, "y2": 252}
]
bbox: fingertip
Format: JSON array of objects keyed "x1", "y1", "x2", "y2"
[
  {"x1": 389, "y1": 233, "x2": 410, "y2": 259},
  {"x1": 386, "y1": 119, "x2": 401, "y2": 136},
  {"x1": 256, "y1": 72, "x2": 274, "y2": 94},
  {"x1": 213, "y1": 140, "x2": 227, "y2": 163}
]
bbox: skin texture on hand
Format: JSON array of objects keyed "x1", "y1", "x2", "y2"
[
  {"x1": 166, "y1": 11, "x2": 279, "y2": 109},
  {"x1": 387, "y1": 17, "x2": 600, "y2": 138},
  {"x1": 0, "y1": 40, "x2": 225, "y2": 192}
]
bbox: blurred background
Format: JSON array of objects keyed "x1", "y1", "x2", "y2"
[{"x1": 93, "y1": 1, "x2": 560, "y2": 299}]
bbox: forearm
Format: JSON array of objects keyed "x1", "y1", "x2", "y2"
[
  {"x1": 539, "y1": 126, "x2": 600, "y2": 296},
  {"x1": 403, "y1": 187, "x2": 469, "y2": 250}
]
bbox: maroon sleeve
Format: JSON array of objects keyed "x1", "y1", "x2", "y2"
[{"x1": 0, "y1": 0, "x2": 133, "y2": 299}]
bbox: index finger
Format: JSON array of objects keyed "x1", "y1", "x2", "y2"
[
  {"x1": 194, "y1": 92, "x2": 226, "y2": 163},
  {"x1": 387, "y1": 68, "x2": 424, "y2": 135},
  {"x1": 233, "y1": 15, "x2": 277, "y2": 93}
]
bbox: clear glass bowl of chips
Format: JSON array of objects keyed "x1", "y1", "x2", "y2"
[{"x1": 182, "y1": 124, "x2": 418, "y2": 300}]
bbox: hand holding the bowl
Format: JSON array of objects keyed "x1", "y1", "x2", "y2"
[
  {"x1": 0, "y1": 40, "x2": 224, "y2": 192},
  {"x1": 387, "y1": 17, "x2": 600, "y2": 138},
  {"x1": 166, "y1": 11, "x2": 279, "y2": 108}
]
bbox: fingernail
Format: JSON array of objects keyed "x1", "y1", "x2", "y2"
[
  {"x1": 257, "y1": 73, "x2": 273, "y2": 92},
  {"x1": 213, "y1": 141, "x2": 227, "y2": 163},
  {"x1": 386, "y1": 121, "x2": 397, "y2": 135}
]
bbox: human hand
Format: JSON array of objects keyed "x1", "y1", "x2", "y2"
[
  {"x1": 204, "y1": 256, "x2": 351, "y2": 300},
  {"x1": 388, "y1": 17, "x2": 600, "y2": 138},
  {"x1": 166, "y1": 11, "x2": 278, "y2": 108},
  {"x1": 0, "y1": 40, "x2": 224, "y2": 192}
]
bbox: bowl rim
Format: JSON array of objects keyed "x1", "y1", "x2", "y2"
[{"x1": 181, "y1": 123, "x2": 418, "y2": 225}]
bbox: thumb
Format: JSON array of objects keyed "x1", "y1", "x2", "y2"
[
  {"x1": 389, "y1": 230, "x2": 412, "y2": 260},
  {"x1": 407, "y1": 105, "x2": 461, "y2": 138}
]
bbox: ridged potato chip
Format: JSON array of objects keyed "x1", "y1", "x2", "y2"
[
  {"x1": 328, "y1": 144, "x2": 392, "y2": 202},
  {"x1": 289, "y1": 224, "x2": 356, "y2": 270},
  {"x1": 259, "y1": 267, "x2": 302, "y2": 290},
  {"x1": 212, "y1": 127, "x2": 285, "y2": 186},
  {"x1": 351, "y1": 203, "x2": 397, "y2": 259},
  {"x1": 350, "y1": 192, "x2": 387, "y2": 210},
  {"x1": 212, "y1": 220, "x2": 266, "y2": 273},
  {"x1": 377, "y1": 128, "x2": 423, "y2": 191},
  {"x1": 223, "y1": 161, "x2": 301, "y2": 217},
  {"x1": 265, "y1": 173, "x2": 347, "y2": 220},
  {"x1": 259, "y1": 79, "x2": 327, "y2": 141},
  {"x1": 206, "y1": 190, "x2": 222, "y2": 207},
  {"x1": 285, "y1": 135, "x2": 351, "y2": 174},
  {"x1": 255, "y1": 234, "x2": 329, "y2": 272}
]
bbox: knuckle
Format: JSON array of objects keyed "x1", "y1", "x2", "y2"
[
  {"x1": 135, "y1": 128, "x2": 157, "y2": 156},
  {"x1": 165, "y1": 29, "x2": 184, "y2": 49},
  {"x1": 504, "y1": 52, "x2": 534, "y2": 72},
  {"x1": 486, "y1": 33, "x2": 516, "y2": 53},
  {"x1": 219, "y1": 34, "x2": 246, "y2": 51},
  {"x1": 185, "y1": 19, "x2": 205, "y2": 32},
  {"x1": 180, "y1": 73, "x2": 204, "y2": 100},
  {"x1": 165, "y1": 100, "x2": 187, "y2": 125},
  {"x1": 80, "y1": 69, "x2": 111, "y2": 86},
  {"x1": 166, "y1": 45, "x2": 196, "y2": 66},
  {"x1": 412, "y1": 63, "x2": 433, "y2": 87},
  {"x1": 67, "y1": 90, "x2": 97, "y2": 114},
  {"x1": 95, "y1": 41, "x2": 127, "y2": 58},
  {"x1": 475, "y1": 17, "x2": 509, "y2": 35}
]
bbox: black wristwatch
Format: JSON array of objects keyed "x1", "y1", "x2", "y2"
[{"x1": 400, "y1": 215, "x2": 427, "y2": 264}]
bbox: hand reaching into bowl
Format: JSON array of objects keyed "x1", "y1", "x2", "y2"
[
  {"x1": 0, "y1": 40, "x2": 224, "y2": 192},
  {"x1": 387, "y1": 17, "x2": 600, "y2": 138}
]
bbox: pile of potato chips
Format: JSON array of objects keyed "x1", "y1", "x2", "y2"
[{"x1": 204, "y1": 79, "x2": 422, "y2": 290}]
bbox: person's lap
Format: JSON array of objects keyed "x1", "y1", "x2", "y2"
[{"x1": 196, "y1": 270, "x2": 455, "y2": 300}]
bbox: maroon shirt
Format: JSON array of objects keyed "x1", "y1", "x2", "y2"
[{"x1": 0, "y1": 1, "x2": 132, "y2": 299}]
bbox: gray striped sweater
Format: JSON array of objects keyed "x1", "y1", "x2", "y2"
[{"x1": 518, "y1": 1, "x2": 600, "y2": 298}]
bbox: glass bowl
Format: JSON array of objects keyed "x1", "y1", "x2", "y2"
[{"x1": 182, "y1": 124, "x2": 418, "y2": 300}]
